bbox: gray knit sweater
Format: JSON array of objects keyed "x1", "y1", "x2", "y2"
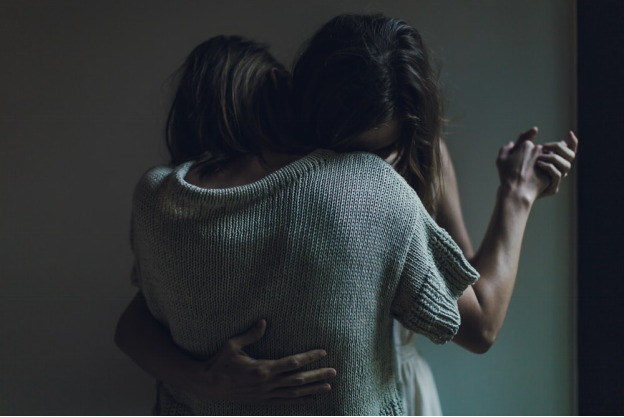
[{"x1": 130, "y1": 149, "x2": 479, "y2": 416}]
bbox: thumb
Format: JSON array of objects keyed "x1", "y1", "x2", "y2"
[
  {"x1": 228, "y1": 319, "x2": 267, "y2": 349},
  {"x1": 499, "y1": 141, "x2": 514, "y2": 158},
  {"x1": 515, "y1": 126, "x2": 539, "y2": 145}
]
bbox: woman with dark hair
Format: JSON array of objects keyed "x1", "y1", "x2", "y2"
[
  {"x1": 116, "y1": 13, "x2": 576, "y2": 416},
  {"x1": 116, "y1": 35, "x2": 339, "y2": 409},
  {"x1": 164, "y1": 35, "x2": 303, "y2": 171},
  {"x1": 290, "y1": 13, "x2": 577, "y2": 415}
]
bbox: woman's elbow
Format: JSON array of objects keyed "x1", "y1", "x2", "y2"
[
  {"x1": 470, "y1": 331, "x2": 497, "y2": 354},
  {"x1": 454, "y1": 325, "x2": 498, "y2": 354}
]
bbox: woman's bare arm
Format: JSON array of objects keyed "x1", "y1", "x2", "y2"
[
  {"x1": 435, "y1": 139, "x2": 475, "y2": 259},
  {"x1": 435, "y1": 129, "x2": 577, "y2": 354},
  {"x1": 115, "y1": 291, "x2": 336, "y2": 405}
]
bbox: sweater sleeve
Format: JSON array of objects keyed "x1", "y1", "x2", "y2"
[
  {"x1": 127, "y1": 165, "x2": 165, "y2": 290},
  {"x1": 390, "y1": 205, "x2": 479, "y2": 344}
]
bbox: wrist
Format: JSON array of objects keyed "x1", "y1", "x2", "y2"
[{"x1": 497, "y1": 182, "x2": 535, "y2": 211}]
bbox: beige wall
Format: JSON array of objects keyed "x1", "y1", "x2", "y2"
[{"x1": 0, "y1": 1, "x2": 575, "y2": 414}]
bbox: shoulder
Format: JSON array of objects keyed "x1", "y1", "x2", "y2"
[
  {"x1": 320, "y1": 151, "x2": 412, "y2": 191},
  {"x1": 322, "y1": 150, "x2": 395, "y2": 172},
  {"x1": 141, "y1": 164, "x2": 175, "y2": 185},
  {"x1": 132, "y1": 164, "x2": 177, "y2": 204},
  {"x1": 313, "y1": 150, "x2": 426, "y2": 219}
]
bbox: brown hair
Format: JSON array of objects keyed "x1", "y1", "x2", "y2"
[
  {"x1": 165, "y1": 35, "x2": 298, "y2": 174},
  {"x1": 292, "y1": 13, "x2": 444, "y2": 214}
]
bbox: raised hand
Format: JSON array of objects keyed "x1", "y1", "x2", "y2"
[
  {"x1": 185, "y1": 319, "x2": 337, "y2": 405},
  {"x1": 496, "y1": 127, "x2": 548, "y2": 204}
]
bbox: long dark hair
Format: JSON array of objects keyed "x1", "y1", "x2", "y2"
[
  {"x1": 292, "y1": 13, "x2": 444, "y2": 214},
  {"x1": 165, "y1": 35, "x2": 298, "y2": 174}
]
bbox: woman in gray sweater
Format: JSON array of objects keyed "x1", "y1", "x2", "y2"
[
  {"x1": 116, "y1": 14, "x2": 577, "y2": 415},
  {"x1": 121, "y1": 33, "x2": 479, "y2": 415}
]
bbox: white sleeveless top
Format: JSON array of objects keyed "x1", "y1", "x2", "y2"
[
  {"x1": 394, "y1": 320, "x2": 442, "y2": 415},
  {"x1": 393, "y1": 185, "x2": 443, "y2": 416}
]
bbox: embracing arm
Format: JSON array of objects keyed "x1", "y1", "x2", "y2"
[
  {"x1": 435, "y1": 129, "x2": 577, "y2": 353},
  {"x1": 115, "y1": 291, "x2": 336, "y2": 405},
  {"x1": 115, "y1": 291, "x2": 199, "y2": 389}
]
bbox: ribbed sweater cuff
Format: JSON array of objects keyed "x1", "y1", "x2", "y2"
[{"x1": 427, "y1": 221, "x2": 479, "y2": 298}]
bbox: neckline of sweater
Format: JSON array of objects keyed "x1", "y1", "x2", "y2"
[{"x1": 166, "y1": 148, "x2": 335, "y2": 207}]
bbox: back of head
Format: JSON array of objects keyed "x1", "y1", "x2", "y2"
[
  {"x1": 292, "y1": 13, "x2": 443, "y2": 213},
  {"x1": 166, "y1": 35, "x2": 297, "y2": 171}
]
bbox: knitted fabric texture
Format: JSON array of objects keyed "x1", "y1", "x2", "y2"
[{"x1": 130, "y1": 149, "x2": 479, "y2": 415}]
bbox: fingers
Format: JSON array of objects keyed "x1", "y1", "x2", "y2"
[
  {"x1": 566, "y1": 131, "x2": 579, "y2": 153},
  {"x1": 227, "y1": 319, "x2": 267, "y2": 350},
  {"x1": 498, "y1": 141, "x2": 514, "y2": 158},
  {"x1": 542, "y1": 141, "x2": 575, "y2": 162},
  {"x1": 537, "y1": 160, "x2": 562, "y2": 196},
  {"x1": 269, "y1": 382, "x2": 332, "y2": 399},
  {"x1": 537, "y1": 152, "x2": 572, "y2": 175},
  {"x1": 541, "y1": 132, "x2": 577, "y2": 182},
  {"x1": 268, "y1": 349, "x2": 327, "y2": 374},
  {"x1": 515, "y1": 127, "x2": 539, "y2": 145},
  {"x1": 276, "y1": 368, "x2": 337, "y2": 388}
]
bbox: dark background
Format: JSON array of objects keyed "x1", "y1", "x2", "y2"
[{"x1": 577, "y1": 0, "x2": 624, "y2": 415}]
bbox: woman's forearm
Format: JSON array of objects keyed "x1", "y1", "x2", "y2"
[
  {"x1": 115, "y1": 291, "x2": 198, "y2": 390},
  {"x1": 453, "y1": 185, "x2": 532, "y2": 353},
  {"x1": 437, "y1": 130, "x2": 575, "y2": 354}
]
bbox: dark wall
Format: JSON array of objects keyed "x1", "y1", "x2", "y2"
[{"x1": 0, "y1": 1, "x2": 576, "y2": 414}]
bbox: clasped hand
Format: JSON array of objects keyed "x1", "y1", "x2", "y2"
[
  {"x1": 180, "y1": 319, "x2": 337, "y2": 405},
  {"x1": 497, "y1": 127, "x2": 578, "y2": 202}
]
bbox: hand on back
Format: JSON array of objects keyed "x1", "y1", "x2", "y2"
[{"x1": 182, "y1": 319, "x2": 336, "y2": 405}]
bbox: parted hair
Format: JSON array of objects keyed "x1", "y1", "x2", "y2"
[
  {"x1": 165, "y1": 35, "x2": 298, "y2": 174},
  {"x1": 292, "y1": 13, "x2": 444, "y2": 214}
]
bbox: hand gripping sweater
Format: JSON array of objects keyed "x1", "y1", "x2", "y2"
[{"x1": 130, "y1": 149, "x2": 479, "y2": 415}]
